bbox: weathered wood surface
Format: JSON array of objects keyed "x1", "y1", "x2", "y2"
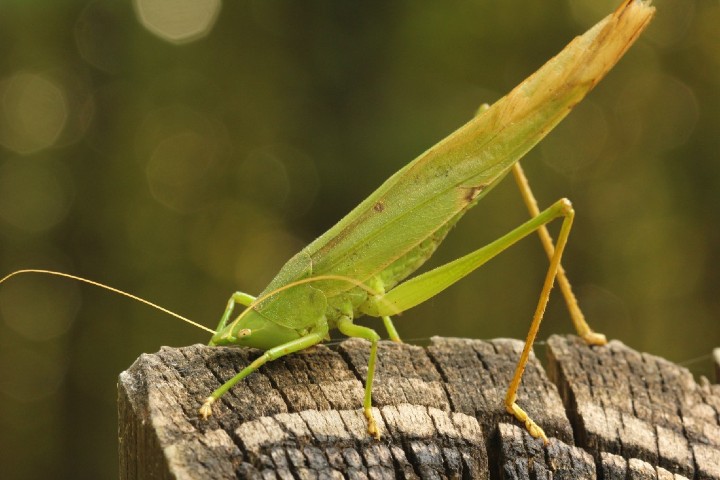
[{"x1": 118, "y1": 335, "x2": 720, "y2": 479}]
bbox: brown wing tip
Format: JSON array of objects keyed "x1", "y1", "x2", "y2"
[{"x1": 615, "y1": 0, "x2": 656, "y2": 28}]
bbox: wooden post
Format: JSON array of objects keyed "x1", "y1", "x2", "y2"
[{"x1": 118, "y1": 335, "x2": 720, "y2": 479}]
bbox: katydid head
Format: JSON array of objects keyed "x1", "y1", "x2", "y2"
[
  {"x1": 209, "y1": 307, "x2": 302, "y2": 350},
  {"x1": 209, "y1": 275, "x2": 334, "y2": 350}
]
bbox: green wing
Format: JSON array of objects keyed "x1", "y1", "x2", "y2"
[
  {"x1": 300, "y1": 2, "x2": 651, "y2": 293},
  {"x1": 258, "y1": 1, "x2": 653, "y2": 305}
]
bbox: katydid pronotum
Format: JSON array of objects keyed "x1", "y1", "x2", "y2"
[{"x1": 0, "y1": 0, "x2": 654, "y2": 443}]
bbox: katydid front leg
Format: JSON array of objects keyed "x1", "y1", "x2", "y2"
[
  {"x1": 199, "y1": 328, "x2": 326, "y2": 419},
  {"x1": 511, "y1": 163, "x2": 606, "y2": 346},
  {"x1": 215, "y1": 291, "x2": 256, "y2": 332}
]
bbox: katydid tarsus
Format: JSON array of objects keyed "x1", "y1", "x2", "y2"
[{"x1": 0, "y1": 0, "x2": 654, "y2": 443}]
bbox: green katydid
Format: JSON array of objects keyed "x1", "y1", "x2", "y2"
[{"x1": 0, "y1": 0, "x2": 654, "y2": 443}]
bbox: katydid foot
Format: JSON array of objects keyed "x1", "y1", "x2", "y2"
[
  {"x1": 199, "y1": 397, "x2": 215, "y2": 419},
  {"x1": 581, "y1": 330, "x2": 607, "y2": 346},
  {"x1": 506, "y1": 400, "x2": 548, "y2": 444},
  {"x1": 364, "y1": 407, "x2": 381, "y2": 440}
]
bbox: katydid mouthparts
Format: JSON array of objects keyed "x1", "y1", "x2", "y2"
[{"x1": 0, "y1": 0, "x2": 654, "y2": 443}]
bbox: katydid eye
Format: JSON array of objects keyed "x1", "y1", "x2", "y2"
[{"x1": 238, "y1": 328, "x2": 251, "y2": 337}]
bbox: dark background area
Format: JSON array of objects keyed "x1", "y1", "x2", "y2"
[{"x1": 0, "y1": 1, "x2": 718, "y2": 478}]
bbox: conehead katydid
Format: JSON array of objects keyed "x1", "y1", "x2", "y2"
[{"x1": 0, "y1": 0, "x2": 655, "y2": 444}]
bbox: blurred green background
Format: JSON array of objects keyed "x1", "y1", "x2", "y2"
[{"x1": 0, "y1": 0, "x2": 717, "y2": 478}]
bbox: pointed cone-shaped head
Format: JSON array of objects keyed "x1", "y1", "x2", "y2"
[{"x1": 209, "y1": 307, "x2": 303, "y2": 351}]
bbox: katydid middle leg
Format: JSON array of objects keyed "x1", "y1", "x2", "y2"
[
  {"x1": 381, "y1": 315, "x2": 402, "y2": 343},
  {"x1": 336, "y1": 317, "x2": 382, "y2": 439},
  {"x1": 511, "y1": 162, "x2": 606, "y2": 345}
]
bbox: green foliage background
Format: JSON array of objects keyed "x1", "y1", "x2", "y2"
[{"x1": 0, "y1": 1, "x2": 718, "y2": 478}]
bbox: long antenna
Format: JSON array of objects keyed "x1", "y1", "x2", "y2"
[{"x1": 0, "y1": 269, "x2": 215, "y2": 334}]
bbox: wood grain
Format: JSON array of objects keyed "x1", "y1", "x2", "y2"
[{"x1": 118, "y1": 335, "x2": 719, "y2": 479}]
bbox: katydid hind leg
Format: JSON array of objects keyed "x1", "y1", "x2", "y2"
[
  {"x1": 511, "y1": 163, "x2": 606, "y2": 346},
  {"x1": 199, "y1": 329, "x2": 325, "y2": 418},
  {"x1": 473, "y1": 95, "x2": 604, "y2": 345},
  {"x1": 368, "y1": 199, "x2": 577, "y2": 317},
  {"x1": 336, "y1": 317, "x2": 382, "y2": 439},
  {"x1": 364, "y1": 198, "x2": 576, "y2": 441},
  {"x1": 503, "y1": 197, "x2": 576, "y2": 444}
]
